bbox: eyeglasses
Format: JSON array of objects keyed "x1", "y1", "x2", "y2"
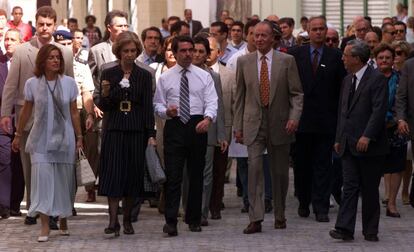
[
  {"x1": 326, "y1": 37, "x2": 338, "y2": 43},
  {"x1": 395, "y1": 29, "x2": 405, "y2": 34},
  {"x1": 385, "y1": 31, "x2": 396, "y2": 36},
  {"x1": 395, "y1": 50, "x2": 404, "y2": 56}
]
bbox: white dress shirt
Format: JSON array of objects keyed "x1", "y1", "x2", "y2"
[
  {"x1": 354, "y1": 64, "x2": 368, "y2": 90},
  {"x1": 226, "y1": 46, "x2": 253, "y2": 71},
  {"x1": 154, "y1": 63, "x2": 218, "y2": 120},
  {"x1": 257, "y1": 49, "x2": 273, "y2": 81}
]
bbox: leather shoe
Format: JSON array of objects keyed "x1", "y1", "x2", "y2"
[
  {"x1": 24, "y1": 216, "x2": 37, "y2": 225},
  {"x1": 298, "y1": 206, "x2": 310, "y2": 217},
  {"x1": 329, "y1": 229, "x2": 354, "y2": 241},
  {"x1": 189, "y1": 224, "x2": 202, "y2": 232},
  {"x1": 200, "y1": 217, "x2": 208, "y2": 226},
  {"x1": 315, "y1": 213, "x2": 330, "y2": 222},
  {"x1": 243, "y1": 221, "x2": 262, "y2": 234},
  {"x1": 49, "y1": 216, "x2": 59, "y2": 230},
  {"x1": 241, "y1": 205, "x2": 249, "y2": 213},
  {"x1": 386, "y1": 208, "x2": 401, "y2": 218},
  {"x1": 364, "y1": 234, "x2": 379, "y2": 242},
  {"x1": 210, "y1": 211, "x2": 221, "y2": 220},
  {"x1": 274, "y1": 219, "x2": 286, "y2": 229},
  {"x1": 163, "y1": 223, "x2": 178, "y2": 236}
]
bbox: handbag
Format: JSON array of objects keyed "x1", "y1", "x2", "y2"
[
  {"x1": 76, "y1": 148, "x2": 96, "y2": 186},
  {"x1": 145, "y1": 144, "x2": 166, "y2": 184}
]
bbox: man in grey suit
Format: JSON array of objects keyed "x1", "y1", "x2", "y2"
[
  {"x1": 0, "y1": 6, "x2": 73, "y2": 225},
  {"x1": 330, "y1": 40, "x2": 388, "y2": 242},
  {"x1": 234, "y1": 21, "x2": 303, "y2": 234},
  {"x1": 395, "y1": 56, "x2": 414, "y2": 207}
]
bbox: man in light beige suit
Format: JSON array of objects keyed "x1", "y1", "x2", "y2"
[
  {"x1": 0, "y1": 6, "x2": 73, "y2": 225},
  {"x1": 234, "y1": 21, "x2": 303, "y2": 234}
]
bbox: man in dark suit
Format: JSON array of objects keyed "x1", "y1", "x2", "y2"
[
  {"x1": 184, "y1": 9, "x2": 203, "y2": 37},
  {"x1": 330, "y1": 40, "x2": 388, "y2": 242},
  {"x1": 340, "y1": 16, "x2": 370, "y2": 51},
  {"x1": 289, "y1": 16, "x2": 347, "y2": 222}
]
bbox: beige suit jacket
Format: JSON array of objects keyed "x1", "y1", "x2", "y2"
[
  {"x1": 233, "y1": 50, "x2": 303, "y2": 146},
  {"x1": 1, "y1": 37, "x2": 74, "y2": 117},
  {"x1": 218, "y1": 64, "x2": 236, "y2": 142}
]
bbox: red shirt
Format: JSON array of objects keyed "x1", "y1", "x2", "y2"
[{"x1": 7, "y1": 20, "x2": 33, "y2": 42}]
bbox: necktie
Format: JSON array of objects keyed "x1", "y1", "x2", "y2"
[
  {"x1": 348, "y1": 74, "x2": 357, "y2": 109},
  {"x1": 312, "y1": 49, "x2": 319, "y2": 74},
  {"x1": 260, "y1": 56, "x2": 270, "y2": 107},
  {"x1": 179, "y1": 68, "x2": 190, "y2": 123}
]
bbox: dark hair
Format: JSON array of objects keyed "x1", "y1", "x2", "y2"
[
  {"x1": 300, "y1": 16, "x2": 308, "y2": 23},
  {"x1": 141, "y1": 26, "x2": 162, "y2": 42},
  {"x1": 35, "y1": 6, "x2": 57, "y2": 23},
  {"x1": 68, "y1": 17, "x2": 78, "y2": 24},
  {"x1": 347, "y1": 40, "x2": 371, "y2": 64},
  {"x1": 162, "y1": 36, "x2": 175, "y2": 64},
  {"x1": 364, "y1": 16, "x2": 372, "y2": 24},
  {"x1": 210, "y1": 21, "x2": 228, "y2": 34},
  {"x1": 0, "y1": 9, "x2": 7, "y2": 18},
  {"x1": 171, "y1": 36, "x2": 194, "y2": 54},
  {"x1": 231, "y1": 21, "x2": 244, "y2": 31},
  {"x1": 193, "y1": 36, "x2": 211, "y2": 55},
  {"x1": 373, "y1": 42, "x2": 395, "y2": 59},
  {"x1": 34, "y1": 44, "x2": 64, "y2": 77},
  {"x1": 225, "y1": 17, "x2": 235, "y2": 22},
  {"x1": 102, "y1": 10, "x2": 128, "y2": 41},
  {"x1": 381, "y1": 22, "x2": 394, "y2": 32},
  {"x1": 112, "y1": 31, "x2": 142, "y2": 60},
  {"x1": 372, "y1": 26, "x2": 383, "y2": 41},
  {"x1": 12, "y1": 6, "x2": 22, "y2": 13},
  {"x1": 394, "y1": 21, "x2": 407, "y2": 32},
  {"x1": 244, "y1": 19, "x2": 260, "y2": 36},
  {"x1": 85, "y1": 15, "x2": 96, "y2": 23},
  {"x1": 170, "y1": 21, "x2": 190, "y2": 35},
  {"x1": 279, "y1": 17, "x2": 295, "y2": 27},
  {"x1": 167, "y1": 16, "x2": 180, "y2": 23}
]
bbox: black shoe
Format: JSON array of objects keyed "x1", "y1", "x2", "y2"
[
  {"x1": 104, "y1": 223, "x2": 120, "y2": 237},
  {"x1": 315, "y1": 213, "x2": 330, "y2": 222},
  {"x1": 163, "y1": 223, "x2": 178, "y2": 236},
  {"x1": 237, "y1": 188, "x2": 242, "y2": 197},
  {"x1": 298, "y1": 206, "x2": 310, "y2": 217},
  {"x1": 241, "y1": 205, "x2": 249, "y2": 213},
  {"x1": 123, "y1": 222, "x2": 135, "y2": 235},
  {"x1": 329, "y1": 229, "x2": 354, "y2": 241},
  {"x1": 49, "y1": 216, "x2": 59, "y2": 230},
  {"x1": 265, "y1": 200, "x2": 273, "y2": 213},
  {"x1": 220, "y1": 202, "x2": 225, "y2": 210},
  {"x1": 364, "y1": 234, "x2": 379, "y2": 242},
  {"x1": 386, "y1": 208, "x2": 401, "y2": 218},
  {"x1": 189, "y1": 224, "x2": 202, "y2": 232},
  {"x1": 24, "y1": 216, "x2": 37, "y2": 225},
  {"x1": 72, "y1": 208, "x2": 77, "y2": 216},
  {"x1": 131, "y1": 216, "x2": 138, "y2": 223},
  {"x1": 200, "y1": 217, "x2": 208, "y2": 226}
]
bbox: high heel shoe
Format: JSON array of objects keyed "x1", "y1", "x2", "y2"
[
  {"x1": 123, "y1": 222, "x2": 135, "y2": 235},
  {"x1": 104, "y1": 223, "x2": 120, "y2": 237},
  {"x1": 37, "y1": 236, "x2": 49, "y2": 242},
  {"x1": 60, "y1": 229, "x2": 70, "y2": 236},
  {"x1": 386, "y1": 208, "x2": 401, "y2": 218}
]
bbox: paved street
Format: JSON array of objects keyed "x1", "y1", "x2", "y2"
[{"x1": 1, "y1": 165, "x2": 414, "y2": 252}]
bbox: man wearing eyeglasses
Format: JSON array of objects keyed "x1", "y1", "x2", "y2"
[
  {"x1": 325, "y1": 28, "x2": 339, "y2": 49},
  {"x1": 289, "y1": 16, "x2": 346, "y2": 223},
  {"x1": 381, "y1": 23, "x2": 396, "y2": 44},
  {"x1": 394, "y1": 21, "x2": 407, "y2": 42}
]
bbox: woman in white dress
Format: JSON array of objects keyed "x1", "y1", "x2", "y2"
[{"x1": 12, "y1": 44, "x2": 83, "y2": 242}]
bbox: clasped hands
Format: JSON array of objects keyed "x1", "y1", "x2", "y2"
[{"x1": 166, "y1": 105, "x2": 211, "y2": 133}]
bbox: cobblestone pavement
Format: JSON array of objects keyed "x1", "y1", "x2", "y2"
[{"x1": 1, "y1": 166, "x2": 414, "y2": 252}]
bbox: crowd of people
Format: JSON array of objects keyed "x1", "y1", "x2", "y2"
[{"x1": 1, "y1": 3, "x2": 414, "y2": 243}]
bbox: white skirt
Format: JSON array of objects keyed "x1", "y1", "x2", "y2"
[{"x1": 28, "y1": 162, "x2": 76, "y2": 218}]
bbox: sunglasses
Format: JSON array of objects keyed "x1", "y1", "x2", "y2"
[
  {"x1": 395, "y1": 29, "x2": 405, "y2": 34},
  {"x1": 395, "y1": 50, "x2": 404, "y2": 56},
  {"x1": 326, "y1": 37, "x2": 338, "y2": 43},
  {"x1": 386, "y1": 31, "x2": 396, "y2": 35}
]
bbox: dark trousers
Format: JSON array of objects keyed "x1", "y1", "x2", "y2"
[
  {"x1": 331, "y1": 152, "x2": 343, "y2": 205},
  {"x1": 294, "y1": 132, "x2": 334, "y2": 214},
  {"x1": 164, "y1": 116, "x2": 207, "y2": 226},
  {"x1": 335, "y1": 150, "x2": 384, "y2": 235},
  {"x1": 209, "y1": 147, "x2": 228, "y2": 213}
]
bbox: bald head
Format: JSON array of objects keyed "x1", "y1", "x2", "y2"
[
  {"x1": 364, "y1": 31, "x2": 379, "y2": 51},
  {"x1": 325, "y1": 28, "x2": 339, "y2": 48}
]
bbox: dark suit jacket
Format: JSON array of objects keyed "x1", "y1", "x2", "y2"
[
  {"x1": 396, "y1": 58, "x2": 414, "y2": 137},
  {"x1": 0, "y1": 54, "x2": 7, "y2": 104},
  {"x1": 340, "y1": 35, "x2": 356, "y2": 51},
  {"x1": 335, "y1": 66, "x2": 389, "y2": 157},
  {"x1": 191, "y1": 20, "x2": 203, "y2": 37},
  {"x1": 289, "y1": 45, "x2": 347, "y2": 135}
]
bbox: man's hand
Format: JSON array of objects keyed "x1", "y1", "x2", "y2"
[
  {"x1": 11, "y1": 136, "x2": 20, "y2": 152},
  {"x1": 219, "y1": 140, "x2": 228, "y2": 153},
  {"x1": 356, "y1": 136, "x2": 370, "y2": 152},
  {"x1": 166, "y1": 105, "x2": 178, "y2": 118},
  {"x1": 195, "y1": 118, "x2": 210, "y2": 133},
  {"x1": 0, "y1": 116, "x2": 12, "y2": 134},
  {"x1": 333, "y1": 143, "x2": 340, "y2": 154},
  {"x1": 398, "y1": 119, "x2": 410, "y2": 135},
  {"x1": 285, "y1": 120, "x2": 298, "y2": 135},
  {"x1": 234, "y1": 130, "x2": 243, "y2": 144},
  {"x1": 94, "y1": 106, "x2": 103, "y2": 119}
]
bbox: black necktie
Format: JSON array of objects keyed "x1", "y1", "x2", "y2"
[
  {"x1": 348, "y1": 75, "x2": 357, "y2": 109},
  {"x1": 312, "y1": 50, "x2": 319, "y2": 74}
]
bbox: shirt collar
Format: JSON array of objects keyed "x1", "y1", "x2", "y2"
[
  {"x1": 355, "y1": 64, "x2": 368, "y2": 81},
  {"x1": 36, "y1": 36, "x2": 54, "y2": 48},
  {"x1": 210, "y1": 61, "x2": 220, "y2": 73},
  {"x1": 310, "y1": 45, "x2": 324, "y2": 55},
  {"x1": 175, "y1": 63, "x2": 193, "y2": 73},
  {"x1": 257, "y1": 49, "x2": 273, "y2": 61}
]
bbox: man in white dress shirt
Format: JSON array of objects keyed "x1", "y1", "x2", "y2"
[{"x1": 154, "y1": 36, "x2": 218, "y2": 236}]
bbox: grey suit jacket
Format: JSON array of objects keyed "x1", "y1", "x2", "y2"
[
  {"x1": 218, "y1": 63, "x2": 236, "y2": 142},
  {"x1": 1, "y1": 38, "x2": 74, "y2": 118},
  {"x1": 88, "y1": 40, "x2": 115, "y2": 91},
  {"x1": 206, "y1": 68, "x2": 225, "y2": 146},
  {"x1": 335, "y1": 66, "x2": 389, "y2": 157},
  {"x1": 234, "y1": 50, "x2": 303, "y2": 146},
  {"x1": 396, "y1": 58, "x2": 414, "y2": 137}
]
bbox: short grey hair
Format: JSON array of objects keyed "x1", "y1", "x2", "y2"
[{"x1": 346, "y1": 39, "x2": 371, "y2": 64}]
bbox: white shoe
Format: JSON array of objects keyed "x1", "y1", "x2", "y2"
[
  {"x1": 60, "y1": 229, "x2": 70, "y2": 236},
  {"x1": 37, "y1": 236, "x2": 49, "y2": 242}
]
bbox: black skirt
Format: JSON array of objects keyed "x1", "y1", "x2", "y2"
[
  {"x1": 384, "y1": 126, "x2": 408, "y2": 174},
  {"x1": 98, "y1": 130, "x2": 146, "y2": 197}
]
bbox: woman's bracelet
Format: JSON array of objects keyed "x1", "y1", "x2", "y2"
[{"x1": 14, "y1": 132, "x2": 22, "y2": 137}]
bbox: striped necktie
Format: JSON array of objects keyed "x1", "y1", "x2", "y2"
[{"x1": 179, "y1": 68, "x2": 190, "y2": 123}]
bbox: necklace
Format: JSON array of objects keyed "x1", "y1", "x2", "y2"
[{"x1": 46, "y1": 79, "x2": 58, "y2": 95}]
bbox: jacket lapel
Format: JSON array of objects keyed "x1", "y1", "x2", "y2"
[
  {"x1": 310, "y1": 46, "x2": 327, "y2": 92},
  {"x1": 26, "y1": 38, "x2": 39, "y2": 69},
  {"x1": 348, "y1": 66, "x2": 372, "y2": 112},
  {"x1": 269, "y1": 51, "x2": 281, "y2": 106},
  {"x1": 249, "y1": 52, "x2": 261, "y2": 106}
]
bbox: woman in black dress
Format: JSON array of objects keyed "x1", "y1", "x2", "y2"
[{"x1": 97, "y1": 31, "x2": 156, "y2": 236}]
